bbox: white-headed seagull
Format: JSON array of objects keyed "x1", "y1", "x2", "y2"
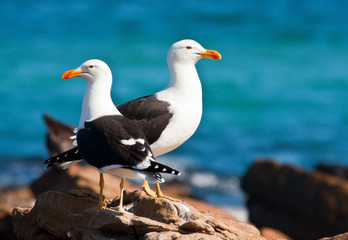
[
  {"x1": 44, "y1": 39, "x2": 221, "y2": 201},
  {"x1": 54, "y1": 59, "x2": 180, "y2": 210}
]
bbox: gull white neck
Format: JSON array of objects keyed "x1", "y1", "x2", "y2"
[
  {"x1": 78, "y1": 80, "x2": 120, "y2": 129},
  {"x1": 167, "y1": 63, "x2": 202, "y2": 100}
]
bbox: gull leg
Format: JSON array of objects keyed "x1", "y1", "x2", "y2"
[
  {"x1": 84, "y1": 172, "x2": 105, "y2": 211},
  {"x1": 114, "y1": 178, "x2": 125, "y2": 211},
  {"x1": 142, "y1": 179, "x2": 157, "y2": 197},
  {"x1": 156, "y1": 182, "x2": 182, "y2": 202},
  {"x1": 96, "y1": 172, "x2": 106, "y2": 209}
]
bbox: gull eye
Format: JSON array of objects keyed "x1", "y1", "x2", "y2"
[
  {"x1": 186, "y1": 46, "x2": 192, "y2": 50},
  {"x1": 88, "y1": 65, "x2": 94, "y2": 69}
]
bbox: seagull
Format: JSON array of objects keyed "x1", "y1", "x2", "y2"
[
  {"x1": 50, "y1": 59, "x2": 181, "y2": 210},
  {"x1": 44, "y1": 39, "x2": 221, "y2": 200}
]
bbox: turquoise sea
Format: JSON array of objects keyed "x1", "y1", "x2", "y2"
[{"x1": 1, "y1": 0, "x2": 348, "y2": 208}]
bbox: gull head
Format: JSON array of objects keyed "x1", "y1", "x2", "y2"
[
  {"x1": 62, "y1": 59, "x2": 112, "y2": 84},
  {"x1": 167, "y1": 39, "x2": 221, "y2": 65}
]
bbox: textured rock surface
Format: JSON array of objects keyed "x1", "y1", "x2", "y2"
[
  {"x1": 1, "y1": 163, "x2": 234, "y2": 240},
  {"x1": 242, "y1": 160, "x2": 348, "y2": 240},
  {"x1": 13, "y1": 189, "x2": 266, "y2": 240}
]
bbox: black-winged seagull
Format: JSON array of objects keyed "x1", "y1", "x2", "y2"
[
  {"x1": 49, "y1": 59, "x2": 180, "y2": 210},
  {"x1": 44, "y1": 39, "x2": 221, "y2": 200}
]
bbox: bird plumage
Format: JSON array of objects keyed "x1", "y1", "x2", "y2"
[
  {"x1": 45, "y1": 58, "x2": 182, "y2": 209},
  {"x1": 44, "y1": 39, "x2": 221, "y2": 168}
]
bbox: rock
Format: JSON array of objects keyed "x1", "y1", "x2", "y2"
[
  {"x1": 320, "y1": 232, "x2": 348, "y2": 240},
  {"x1": 30, "y1": 164, "x2": 231, "y2": 217},
  {"x1": 13, "y1": 189, "x2": 266, "y2": 240},
  {"x1": 1, "y1": 163, "x2": 236, "y2": 235},
  {"x1": 260, "y1": 227, "x2": 292, "y2": 240},
  {"x1": 0, "y1": 186, "x2": 36, "y2": 240},
  {"x1": 316, "y1": 164, "x2": 348, "y2": 181},
  {"x1": 43, "y1": 114, "x2": 76, "y2": 156},
  {"x1": 12, "y1": 207, "x2": 61, "y2": 240},
  {"x1": 12, "y1": 189, "x2": 99, "y2": 240},
  {"x1": 242, "y1": 159, "x2": 348, "y2": 240},
  {"x1": 145, "y1": 231, "x2": 222, "y2": 240},
  {"x1": 0, "y1": 202, "x2": 16, "y2": 240},
  {"x1": 0, "y1": 187, "x2": 36, "y2": 208},
  {"x1": 0, "y1": 165, "x2": 136, "y2": 240}
]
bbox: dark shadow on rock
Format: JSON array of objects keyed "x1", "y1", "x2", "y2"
[
  {"x1": 316, "y1": 164, "x2": 348, "y2": 181},
  {"x1": 242, "y1": 159, "x2": 348, "y2": 240}
]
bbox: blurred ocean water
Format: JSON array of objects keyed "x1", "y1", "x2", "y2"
[{"x1": 1, "y1": 0, "x2": 348, "y2": 207}]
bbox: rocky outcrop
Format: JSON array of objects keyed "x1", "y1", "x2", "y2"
[
  {"x1": 0, "y1": 163, "x2": 235, "y2": 240},
  {"x1": 316, "y1": 164, "x2": 348, "y2": 180},
  {"x1": 13, "y1": 189, "x2": 266, "y2": 240},
  {"x1": 43, "y1": 114, "x2": 76, "y2": 156},
  {"x1": 242, "y1": 160, "x2": 348, "y2": 240}
]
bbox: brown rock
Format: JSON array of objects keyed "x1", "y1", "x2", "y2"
[
  {"x1": 82, "y1": 231, "x2": 138, "y2": 240},
  {"x1": 0, "y1": 202, "x2": 16, "y2": 240},
  {"x1": 35, "y1": 189, "x2": 99, "y2": 238},
  {"x1": 13, "y1": 189, "x2": 266, "y2": 240},
  {"x1": 12, "y1": 207, "x2": 60, "y2": 240},
  {"x1": 43, "y1": 114, "x2": 76, "y2": 156},
  {"x1": 12, "y1": 189, "x2": 99, "y2": 240},
  {"x1": 320, "y1": 232, "x2": 348, "y2": 240},
  {"x1": 2, "y1": 163, "x2": 234, "y2": 224},
  {"x1": 145, "y1": 231, "x2": 223, "y2": 240},
  {"x1": 180, "y1": 219, "x2": 215, "y2": 234},
  {"x1": 0, "y1": 186, "x2": 36, "y2": 208},
  {"x1": 0, "y1": 187, "x2": 36, "y2": 240},
  {"x1": 260, "y1": 227, "x2": 292, "y2": 240},
  {"x1": 242, "y1": 160, "x2": 348, "y2": 240},
  {"x1": 110, "y1": 190, "x2": 182, "y2": 224},
  {"x1": 0, "y1": 187, "x2": 37, "y2": 240},
  {"x1": 316, "y1": 164, "x2": 348, "y2": 181}
]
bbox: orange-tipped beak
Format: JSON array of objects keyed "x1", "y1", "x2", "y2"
[
  {"x1": 62, "y1": 69, "x2": 85, "y2": 79},
  {"x1": 198, "y1": 49, "x2": 222, "y2": 60}
]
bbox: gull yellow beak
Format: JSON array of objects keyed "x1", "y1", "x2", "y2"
[
  {"x1": 198, "y1": 49, "x2": 222, "y2": 60},
  {"x1": 62, "y1": 69, "x2": 85, "y2": 79}
]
